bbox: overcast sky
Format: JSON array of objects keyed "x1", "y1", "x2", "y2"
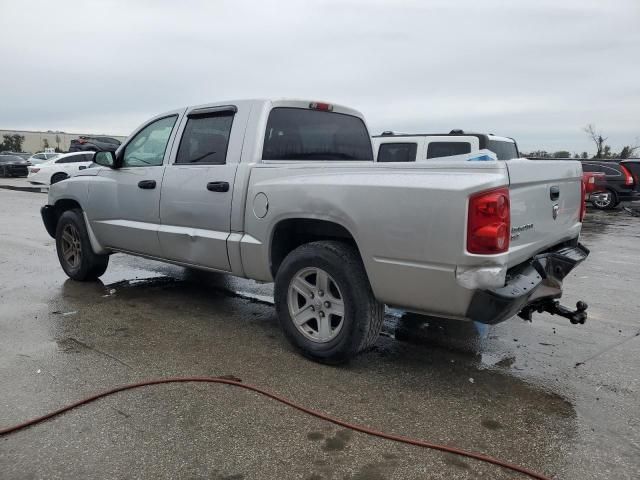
[{"x1": 1, "y1": 0, "x2": 638, "y2": 154}]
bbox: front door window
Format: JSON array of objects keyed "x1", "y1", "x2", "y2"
[{"x1": 122, "y1": 115, "x2": 177, "y2": 167}]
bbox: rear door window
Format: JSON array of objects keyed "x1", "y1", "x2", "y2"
[
  {"x1": 175, "y1": 111, "x2": 234, "y2": 165},
  {"x1": 426, "y1": 142, "x2": 471, "y2": 159},
  {"x1": 600, "y1": 164, "x2": 622, "y2": 176},
  {"x1": 263, "y1": 108, "x2": 373, "y2": 161},
  {"x1": 378, "y1": 143, "x2": 417, "y2": 162}
]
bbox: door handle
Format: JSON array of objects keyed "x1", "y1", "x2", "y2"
[
  {"x1": 207, "y1": 181, "x2": 229, "y2": 192},
  {"x1": 550, "y1": 185, "x2": 560, "y2": 201},
  {"x1": 79, "y1": 166, "x2": 87, "y2": 170},
  {"x1": 138, "y1": 180, "x2": 156, "y2": 189}
]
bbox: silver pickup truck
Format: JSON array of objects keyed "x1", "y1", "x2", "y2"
[{"x1": 41, "y1": 99, "x2": 589, "y2": 363}]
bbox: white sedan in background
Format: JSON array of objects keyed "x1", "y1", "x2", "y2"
[
  {"x1": 27, "y1": 152, "x2": 61, "y2": 165},
  {"x1": 28, "y1": 152, "x2": 95, "y2": 185}
]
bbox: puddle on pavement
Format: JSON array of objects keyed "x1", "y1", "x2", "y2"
[
  {"x1": 580, "y1": 206, "x2": 639, "y2": 238},
  {"x1": 91, "y1": 270, "x2": 531, "y2": 375}
]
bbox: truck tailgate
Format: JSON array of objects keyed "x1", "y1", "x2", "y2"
[{"x1": 506, "y1": 158, "x2": 583, "y2": 267}]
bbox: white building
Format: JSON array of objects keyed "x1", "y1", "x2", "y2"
[{"x1": 0, "y1": 129, "x2": 127, "y2": 153}]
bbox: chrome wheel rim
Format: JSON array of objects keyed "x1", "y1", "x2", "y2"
[
  {"x1": 61, "y1": 224, "x2": 82, "y2": 269},
  {"x1": 287, "y1": 267, "x2": 345, "y2": 343},
  {"x1": 593, "y1": 192, "x2": 612, "y2": 208}
]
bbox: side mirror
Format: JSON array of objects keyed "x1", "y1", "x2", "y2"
[{"x1": 94, "y1": 151, "x2": 116, "y2": 168}]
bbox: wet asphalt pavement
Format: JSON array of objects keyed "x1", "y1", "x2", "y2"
[{"x1": 0, "y1": 187, "x2": 638, "y2": 480}]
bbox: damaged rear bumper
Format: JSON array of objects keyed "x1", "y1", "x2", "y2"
[{"x1": 466, "y1": 242, "x2": 589, "y2": 325}]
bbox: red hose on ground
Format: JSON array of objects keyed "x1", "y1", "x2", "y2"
[{"x1": 0, "y1": 376, "x2": 552, "y2": 480}]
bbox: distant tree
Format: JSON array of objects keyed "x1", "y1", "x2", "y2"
[
  {"x1": 584, "y1": 125, "x2": 640, "y2": 159},
  {"x1": 1, "y1": 134, "x2": 25, "y2": 152},
  {"x1": 619, "y1": 140, "x2": 639, "y2": 159},
  {"x1": 573, "y1": 153, "x2": 580, "y2": 159},
  {"x1": 525, "y1": 150, "x2": 551, "y2": 158},
  {"x1": 584, "y1": 124, "x2": 607, "y2": 158},
  {"x1": 55, "y1": 134, "x2": 61, "y2": 151},
  {"x1": 581, "y1": 152, "x2": 589, "y2": 159},
  {"x1": 553, "y1": 151, "x2": 572, "y2": 158},
  {"x1": 42, "y1": 138, "x2": 50, "y2": 149}
]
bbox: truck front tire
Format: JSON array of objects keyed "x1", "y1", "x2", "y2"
[
  {"x1": 55, "y1": 209, "x2": 109, "y2": 281},
  {"x1": 274, "y1": 241, "x2": 384, "y2": 364}
]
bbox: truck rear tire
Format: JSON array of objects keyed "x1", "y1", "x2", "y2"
[
  {"x1": 55, "y1": 209, "x2": 109, "y2": 281},
  {"x1": 274, "y1": 241, "x2": 384, "y2": 364}
]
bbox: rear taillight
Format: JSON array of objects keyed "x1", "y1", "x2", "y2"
[
  {"x1": 620, "y1": 164, "x2": 634, "y2": 186},
  {"x1": 467, "y1": 187, "x2": 510, "y2": 254},
  {"x1": 31, "y1": 168, "x2": 40, "y2": 173},
  {"x1": 580, "y1": 180, "x2": 586, "y2": 222}
]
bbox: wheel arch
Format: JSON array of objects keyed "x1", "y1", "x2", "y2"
[
  {"x1": 43, "y1": 199, "x2": 106, "y2": 254},
  {"x1": 269, "y1": 217, "x2": 364, "y2": 279}
]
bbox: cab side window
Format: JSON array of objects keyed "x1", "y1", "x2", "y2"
[
  {"x1": 378, "y1": 143, "x2": 417, "y2": 162},
  {"x1": 175, "y1": 111, "x2": 234, "y2": 165},
  {"x1": 426, "y1": 142, "x2": 472, "y2": 159},
  {"x1": 123, "y1": 115, "x2": 177, "y2": 167}
]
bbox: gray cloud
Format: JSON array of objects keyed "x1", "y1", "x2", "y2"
[{"x1": 1, "y1": 0, "x2": 638, "y2": 154}]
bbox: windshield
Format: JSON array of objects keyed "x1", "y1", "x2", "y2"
[{"x1": 262, "y1": 108, "x2": 373, "y2": 161}]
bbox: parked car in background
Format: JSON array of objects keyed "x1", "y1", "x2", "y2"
[
  {"x1": 581, "y1": 160, "x2": 640, "y2": 209},
  {"x1": 29, "y1": 152, "x2": 61, "y2": 165},
  {"x1": 582, "y1": 171, "x2": 606, "y2": 193},
  {"x1": 69, "y1": 136, "x2": 121, "y2": 152},
  {"x1": 28, "y1": 152, "x2": 95, "y2": 185},
  {"x1": 1, "y1": 151, "x2": 33, "y2": 161},
  {"x1": 28, "y1": 152, "x2": 61, "y2": 165},
  {"x1": 372, "y1": 130, "x2": 520, "y2": 162},
  {"x1": 621, "y1": 158, "x2": 640, "y2": 187},
  {"x1": 0, "y1": 154, "x2": 30, "y2": 177}
]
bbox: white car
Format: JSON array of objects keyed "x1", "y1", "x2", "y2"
[
  {"x1": 28, "y1": 152, "x2": 61, "y2": 165},
  {"x1": 28, "y1": 152, "x2": 95, "y2": 185},
  {"x1": 372, "y1": 130, "x2": 520, "y2": 162}
]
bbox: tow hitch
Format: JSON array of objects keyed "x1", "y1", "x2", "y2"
[
  {"x1": 467, "y1": 243, "x2": 589, "y2": 325},
  {"x1": 518, "y1": 299, "x2": 588, "y2": 324}
]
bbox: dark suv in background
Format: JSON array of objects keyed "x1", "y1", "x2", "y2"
[
  {"x1": 582, "y1": 159, "x2": 640, "y2": 209},
  {"x1": 69, "y1": 135, "x2": 121, "y2": 152}
]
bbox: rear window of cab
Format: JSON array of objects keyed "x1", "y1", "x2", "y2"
[{"x1": 262, "y1": 108, "x2": 373, "y2": 161}]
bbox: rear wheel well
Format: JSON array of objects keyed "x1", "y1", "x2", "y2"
[{"x1": 270, "y1": 219, "x2": 359, "y2": 277}]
